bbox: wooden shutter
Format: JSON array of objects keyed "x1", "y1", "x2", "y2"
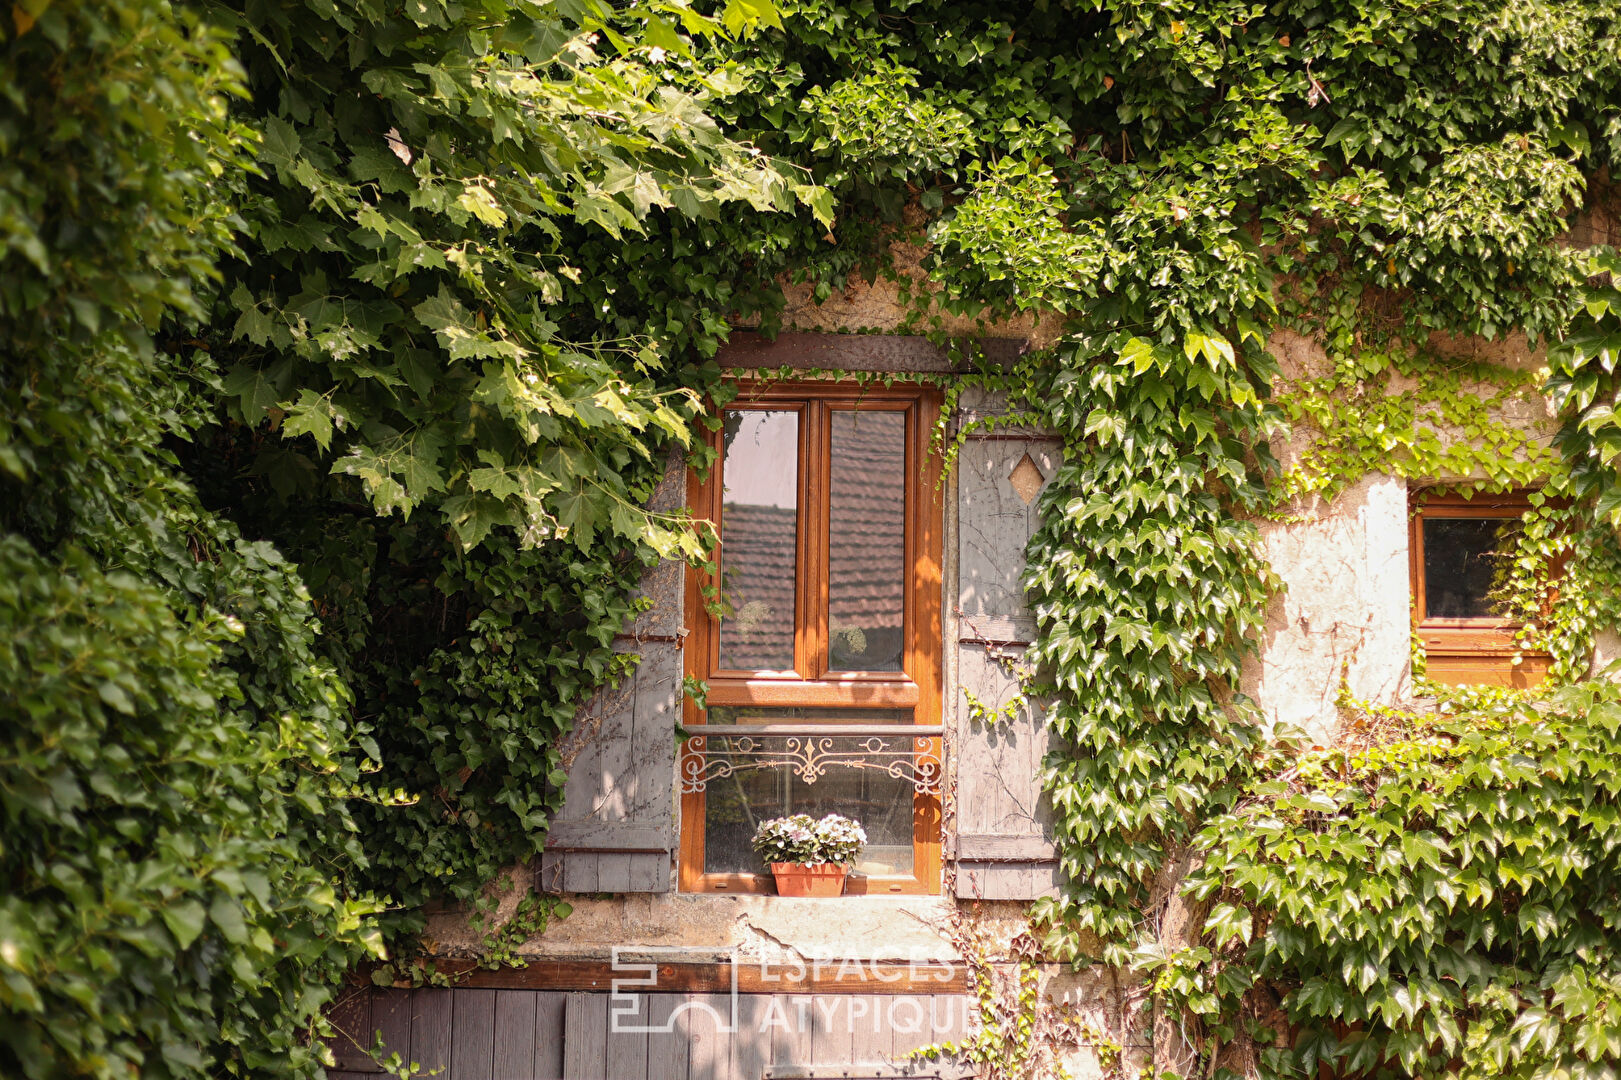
[
  {"x1": 950, "y1": 401, "x2": 1063, "y2": 900},
  {"x1": 539, "y1": 452, "x2": 683, "y2": 894}
]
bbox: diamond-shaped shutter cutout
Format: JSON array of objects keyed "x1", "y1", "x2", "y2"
[{"x1": 1008, "y1": 452, "x2": 1045, "y2": 505}]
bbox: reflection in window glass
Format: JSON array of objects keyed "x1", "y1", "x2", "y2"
[
  {"x1": 1424, "y1": 516, "x2": 1519, "y2": 618},
  {"x1": 828, "y1": 410, "x2": 906, "y2": 671},
  {"x1": 719, "y1": 410, "x2": 797, "y2": 670},
  {"x1": 700, "y1": 734, "x2": 918, "y2": 876}
]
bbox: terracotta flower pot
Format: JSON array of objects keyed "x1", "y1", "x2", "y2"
[{"x1": 769, "y1": 861, "x2": 849, "y2": 897}]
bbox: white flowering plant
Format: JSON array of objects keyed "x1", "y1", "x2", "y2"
[{"x1": 751, "y1": 813, "x2": 867, "y2": 867}]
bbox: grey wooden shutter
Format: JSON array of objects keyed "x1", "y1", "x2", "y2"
[
  {"x1": 950, "y1": 394, "x2": 1063, "y2": 900},
  {"x1": 539, "y1": 451, "x2": 683, "y2": 894}
]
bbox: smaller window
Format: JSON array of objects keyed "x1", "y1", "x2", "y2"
[{"x1": 1409, "y1": 490, "x2": 1549, "y2": 688}]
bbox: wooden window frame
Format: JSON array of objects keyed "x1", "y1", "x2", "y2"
[
  {"x1": 680, "y1": 380, "x2": 943, "y2": 895},
  {"x1": 1409, "y1": 489, "x2": 1551, "y2": 688}
]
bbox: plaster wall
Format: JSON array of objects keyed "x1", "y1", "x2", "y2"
[
  {"x1": 1244, "y1": 472, "x2": 1412, "y2": 742},
  {"x1": 426, "y1": 892, "x2": 1065, "y2": 967},
  {"x1": 759, "y1": 231, "x2": 1067, "y2": 349}
]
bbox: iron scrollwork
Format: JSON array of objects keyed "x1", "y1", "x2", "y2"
[{"x1": 680, "y1": 733, "x2": 942, "y2": 795}]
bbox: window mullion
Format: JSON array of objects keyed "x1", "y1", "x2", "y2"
[{"x1": 802, "y1": 399, "x2": 831, "y2": 678}]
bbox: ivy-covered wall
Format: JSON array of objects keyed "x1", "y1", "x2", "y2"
[{"x1": 14, "y1": 1, "x2": 1621, "y2": 1077}]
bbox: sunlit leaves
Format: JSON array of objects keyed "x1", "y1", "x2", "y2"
[
  {"x1": 1011, "y1": 327, "x2": 1282, "y2": 966},
  {"x1": 1191, "y1": 684, "x2": 1621, "y2": 1080},
  {"x1": 219, "y1": 0, "x2": 825, "y2": 559}
]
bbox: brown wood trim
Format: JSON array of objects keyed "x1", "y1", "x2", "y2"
[
  {"x1": 911, "y1": 392, "x2": 945, "y2": 895},
  {"x1": 1426, "y1": 654, "x2": 1552, "y2": 689},
  {"x1": 688, "y1": 871, "x2": 940, "y2": 896},
  {"x1": 806, "y1": 399, "x2": 831, "y2": 677},
  {"x1": 703, "y1": 400, "x2": 808, "y2": 679},
  {"x1": 681, "y1": 379, "x2": 945, "y2": 895},
  {"x1": 1411, "y1": 489, "x2": 1540, "y2": 514},
  {"x1": 363, "y1": 959, "x2": 970, "y2": 994},
  {"x1": 680, "y1": 443, "x2": 714, "y2": 890},
  {"x1": 1409, "y1": 488, "x2": 1551, "y2": 687},
  {"x1": 701, "y1": 679, "x2": 921, "y2": 708},
  {"x1": 697, "y1": 724, "x2": 943, "y2": 736}
]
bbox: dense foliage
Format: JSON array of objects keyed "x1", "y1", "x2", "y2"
[
  {"x1": 1176, "y1": 682, "x2": 1621, "y2": 1079},
  {"x1": 0, "y1": 4, "x2": 384, "y2": 1077},
  {"x1": 0, "y1": 0, "x2": 811, "y2": 1075},
  {"x1": 10, "y1": 0, "x2": 1621, "y2": 1077},
  {"x1": 688, "y1": 3, "x2": 1621, "y2": 1077},
  {"x1": 188, "y1": 0, "x2": 828, "y2": 916}
]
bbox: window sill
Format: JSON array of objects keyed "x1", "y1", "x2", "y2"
[{"x1": 683, "y1": 873, "x2": 939, "y2": 897}]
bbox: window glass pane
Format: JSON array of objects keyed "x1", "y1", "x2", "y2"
[
  {"x1": 718, "y1": 410, "x2": 797, "y2": 670},
  {"x1": 828, "y1": 410, "x2": 906, "y2": 672},
  {"x1": 696, "y1": 734, "x2": 921, "y2": 876},
  {"x1": 1423, "y1": 516, "x2": 1520, "y2": 618},
  {"x1": 705, "y1": 706, "x2": 911, "y2": 726}
]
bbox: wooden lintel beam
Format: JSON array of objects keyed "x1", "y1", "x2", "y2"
[{"x1": 716, "y1": 331, "x2": 1028, "y2": 374}]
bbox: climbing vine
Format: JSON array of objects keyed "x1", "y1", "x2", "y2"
[
  {"x1": 1271, "y1": 347, "x2": 1556, "y2": 506},
  {"x1": 13, "y1": 1, "x2": 1621, "y2": 1077},
  {"x1": 909, "y1": 911, "x2": 1124, "y2": 1080}
]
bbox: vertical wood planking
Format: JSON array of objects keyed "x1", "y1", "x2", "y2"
[
  {"x1": 492, "y1": 991, "x2": 537, "y2": 1080},
  {"x1": 955, "y1": 645, "x2": 1009, "y2": 889},
  {"x1": 953, "y1": 430, "x2": 1062, "y2": 900},
  {"x1": 604, "y1": 988, "x2": 650, "y2": 1080},
  {"x1": 373, "y1": 989, "x2": 413, "y2": 1071},
  {"x1": 412, "y1": 990, "x2": 454, "y2": 1079},
  {"x1": 563, "y1": 992, "x2": 608, "y2": 1080},
  {"x1": 556, "y1": 675, "x2": 605, "y2": 893},
  {"x1": 730, "y1": 995, "x2": 769, "y2": 1080},
  {"x1": 595, "y1": 853, "x2": 633, "y2": 894},
  {"x1": 931, "y1": 993, "x2": 975, "y2": 1047},
  {"x1": 327, "y1": 984, "x2": 376, "y2": 1073},
  {"x1": 685, "y1": 993, "x2": 730, "y2": 1080},
  {"x1": 535, "y1": 991, "x2": 566, "y2": 1079},
  {"x1": 545, "y1": 449, "x2": 684, "y2": 896},
  {"x1": 635, "y1": 645, "x2": 678, "y2": 825},
  {"x1": 888, "y1": 993, "x2": 934, "y2": 1064},
  {"x1": 769, "y1": 995, "x2": 812, "y2": 1071},
  {"x1": 562, "y1": 852, "x2": 599, "y2": 894},
  {"x1": 451, "y1": 989, "x2": 497, "y2": 1080},
  {"x1": 596, "y1": 659, "x2": 636, "y2": 827},
  {"x1": 627, "y1": 852, "x2": 666, "y2": 892},
  {"x1": 954, "y1": 427, "x2": 1056, "y2": 617},
  {"x1": 548, "y1": 652, "x2": 679, "y2": 894},
  {"x1": 808, "y1": 995, "x2": 854, "y2": 1066},
  {"x1": 850, "y1": 994, "x2": 889, "y2": 1068},
  {"x1": 537, "y1": 851, "x2": 565, "y2": 895},
  {"x1": 645, "y1": 994, "x2": 691, "y2": 1080}
]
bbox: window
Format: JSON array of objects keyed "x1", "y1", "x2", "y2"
[
  {"x1": 680, "y1": 381, "x2": 943, "y2": 894},
  {"x1": 1409, "y1": 490, "x2": 1550, "y2": 688}
]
